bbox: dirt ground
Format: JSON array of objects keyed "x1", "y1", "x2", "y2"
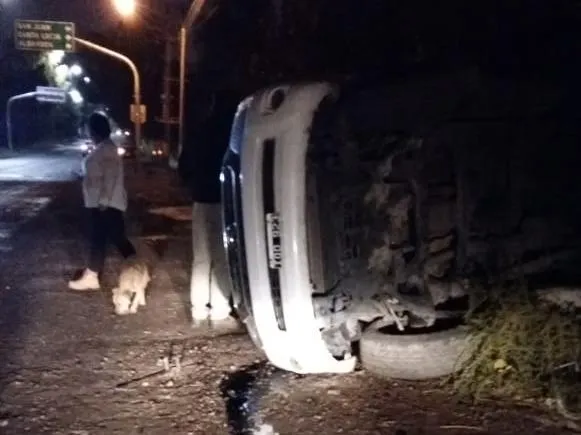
[{"x1": 0, "y1": 155, "x2": 577, "y2": 435}]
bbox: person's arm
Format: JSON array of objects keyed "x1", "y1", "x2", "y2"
[{"x1": 98, "y1": 146, "x2": 122, "y2": 207}]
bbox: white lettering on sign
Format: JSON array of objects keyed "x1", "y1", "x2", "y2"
[{"x1": 18, "y1": 40, "x2": 54, "y2": 49}]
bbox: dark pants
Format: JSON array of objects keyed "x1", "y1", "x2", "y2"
[{"x1": 89, "y1": 207, "x2": 136, "y2": 274}]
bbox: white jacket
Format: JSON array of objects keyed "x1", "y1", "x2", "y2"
[{"x1": 81, "y1": 138, "x2": 128, "y2": 211}]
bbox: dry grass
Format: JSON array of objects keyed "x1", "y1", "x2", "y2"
[{"x1": 450, "y1": 285, "x2": 581, "y2": 405}]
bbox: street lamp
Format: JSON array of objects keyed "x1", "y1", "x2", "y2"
[
  {"x1": 112, "y1": 0, "x2": 136, "y2": 18},
  {"x1": 70, "y1": 64, "x2": 83, "y2": 76},
  {"x1": 69, "y1": 89, "x2": 84, "y2": 105},
  {"x1": 110, "y1": 0, "x2": 209, "y2": 166},
  {"x1": 47, "y1": 50, "x2": 65, "y2": 67}
]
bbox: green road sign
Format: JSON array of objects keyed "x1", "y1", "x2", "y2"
[{"x1": 14, "y1": 20, "x2": 75, "y2": 52}]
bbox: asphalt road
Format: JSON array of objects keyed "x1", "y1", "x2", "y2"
[
  {"x1": 0, "y1": 144, "x2": 575, "y2": 435},
  {"x1": 0, "y1": 145, "x2": 81, "y2": 252}
]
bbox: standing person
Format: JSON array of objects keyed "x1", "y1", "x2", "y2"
[
  {"x1": 68, "y1": 112, "x2": 136, "y2": 291},
  {"x1": 179, "y1": 91, "x2": 237, "y2": 323}
]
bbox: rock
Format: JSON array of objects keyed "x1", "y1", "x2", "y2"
[{"x1": 537, "y1": 287, "x2": 581, "y2": 309}]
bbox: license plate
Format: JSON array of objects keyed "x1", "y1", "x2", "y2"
[{"x1": 266, "y1": 212, "x2": 282, "y2": 269}]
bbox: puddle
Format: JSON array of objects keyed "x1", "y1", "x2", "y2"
[{"x1": 220, "y1": 361, "x2": 283, "y2": 435}]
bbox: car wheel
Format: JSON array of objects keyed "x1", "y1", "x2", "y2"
[{"x1": 359, "y1": 325, "x2": 474, "y2": 380}]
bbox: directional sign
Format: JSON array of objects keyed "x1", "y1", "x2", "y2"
[
  {"x1": 36, "y1": 86, "x2": 67, "y2": 104},
  {"x1": 14, "y1": 20, "x2": 75, "y2": 52}
]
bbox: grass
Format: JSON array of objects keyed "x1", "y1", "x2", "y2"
[{"x1": 449, "y1": 284, "x2": 581, "y2": 406}]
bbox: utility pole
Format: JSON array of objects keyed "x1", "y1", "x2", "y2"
[
  {"x1": 178, "y1": 0, "x2": 209, "y2": 165},
  {"x1": 162, "y1": 37, "x2": 173, "y2": 150},
  {"x1": 156, "y1": 36, "x2": 180, "y2": 158}
]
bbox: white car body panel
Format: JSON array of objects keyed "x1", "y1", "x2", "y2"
[{"x1": 238, "y1": 83, "x2": 356, "y2": 374}]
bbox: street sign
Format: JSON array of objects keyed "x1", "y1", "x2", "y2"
[
  {"x1": 14, "y1": 20, "x2": 75, "y2": 52},
  {"x1": 36, "y1": 86, "x2": 67, "y2": 104},
  {"x1": 130, "y1": 104, "x2": 147, "y2": 124}
]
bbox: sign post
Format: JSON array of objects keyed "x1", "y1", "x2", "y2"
[{"x1": 14, "y1": 20, "x2": 75, "y2": 52}]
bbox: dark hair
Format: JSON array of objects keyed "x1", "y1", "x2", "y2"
[{"x1": 88, "y1": 112, "x2": 111, "y2": 140}]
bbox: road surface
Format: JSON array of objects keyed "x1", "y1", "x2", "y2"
[{"x1": 0, "y1": 145, "x2": 574, "y2": 434}]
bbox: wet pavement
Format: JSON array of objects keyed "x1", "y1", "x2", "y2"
[
  {"x1": 0, "y1": 143, "x2": 577, "y2": 434},
  {"x1": 0, "y1": 145, "x2": 81, "y2": 252}
]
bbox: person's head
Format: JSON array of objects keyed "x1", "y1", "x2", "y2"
[{"x1": 88, "y1": 112, "x2": 111, "y2": 142}]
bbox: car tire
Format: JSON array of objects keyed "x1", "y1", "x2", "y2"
[{"x1": 359, "y1": 325, "x2": 473, "y2": 380}]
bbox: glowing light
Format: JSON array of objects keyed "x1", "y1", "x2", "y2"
[
  {"x1": 70, "y1": 64, "x2": 83, "y2": 76},
  {"x1": 83, "y1": 76, "x2": 91, "y2": 84},
  {"x1": 54, "y1": 64, "x2": 69, "y2": 83},
  {"x1": 47, "y1": 50, "x2": 65, "y2": 66},
  {"x1": 69, "y1": 89, "x2": 84, "y2": 104},
  {"x1": 117, "y1": 147, "x2": 126, "y2": 156},
  {"x1": 112, "y1": 0, "x2": 136, "y2": 17}
]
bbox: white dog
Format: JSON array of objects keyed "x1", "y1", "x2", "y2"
[{"x1": 112, "y1": 259, "x2": 151, "y2": 315}]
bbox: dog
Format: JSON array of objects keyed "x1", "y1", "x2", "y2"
[{"x1": 112, "y1": 258, "x2": 151, "y2": 315}]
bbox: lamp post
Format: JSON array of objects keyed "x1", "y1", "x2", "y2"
[
  {"x1": 177, "y1": 0, "x2": 207, "y2": 164},
  {"x1": 74, "y1": 37, "x2": 142, "y2": 155},
  {"x1": 6, "y1": 92, "x2": 37, "y2": 151},
  {"x1": 111, "y1": 0, "x2": 208, "y2": 164}
]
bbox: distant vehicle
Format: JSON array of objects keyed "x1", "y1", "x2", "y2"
[
  {"x1": 80, "y1": 139, "x2": 128, "y2": 159},
  {"x1": 79, "y1": 140, "x2": 94, "y2": 157}
]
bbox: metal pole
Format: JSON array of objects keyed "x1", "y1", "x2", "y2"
[
  {"x1": 177, "y1": 0, "x2": 208, "y2": 166},
  {"x1": 73, "y1": 37, "x2": 142, "y2": 155},
  {"x1": 162, "y1": 37, "x2": 172, "y2": 151},
  {"x1": 6, "y1": 92, "x2": 37, "y2": 151},
  {"x1": 177, "y1": 26, "x2": 186, "y2": 165}
]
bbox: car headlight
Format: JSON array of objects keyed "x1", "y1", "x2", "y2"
[
  {"x1": 80, "y1": 144, "x2": 89, "y2": 152},
  {"x1": 117, "y1": 147, "x2": 126, "y2": 156}
]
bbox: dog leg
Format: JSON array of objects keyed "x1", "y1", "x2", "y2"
[
  {"x1": 139, "y1": 288, "x2": 146, "y2": 306},
  {"x1": 129, "y1": 292, "x2": 140, "y2": 313}
]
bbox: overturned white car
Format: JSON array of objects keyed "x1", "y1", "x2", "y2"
[
  {"x1": 220, "y1": 78, "x2": 477, "y2": 377},
  {"x1": 220, "y1": 76, "x2": 581, "y2": 377}
]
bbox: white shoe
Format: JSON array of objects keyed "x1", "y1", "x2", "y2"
[
  {"x1": 68, "y1": 269, "x2": 100, "y2": 290},
  {"x1": 191, "y1": 306, "x2": 232, "y2": 323},
  {"x1": 208, "y1": 307, "x2": 232, "y2": 321}
]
